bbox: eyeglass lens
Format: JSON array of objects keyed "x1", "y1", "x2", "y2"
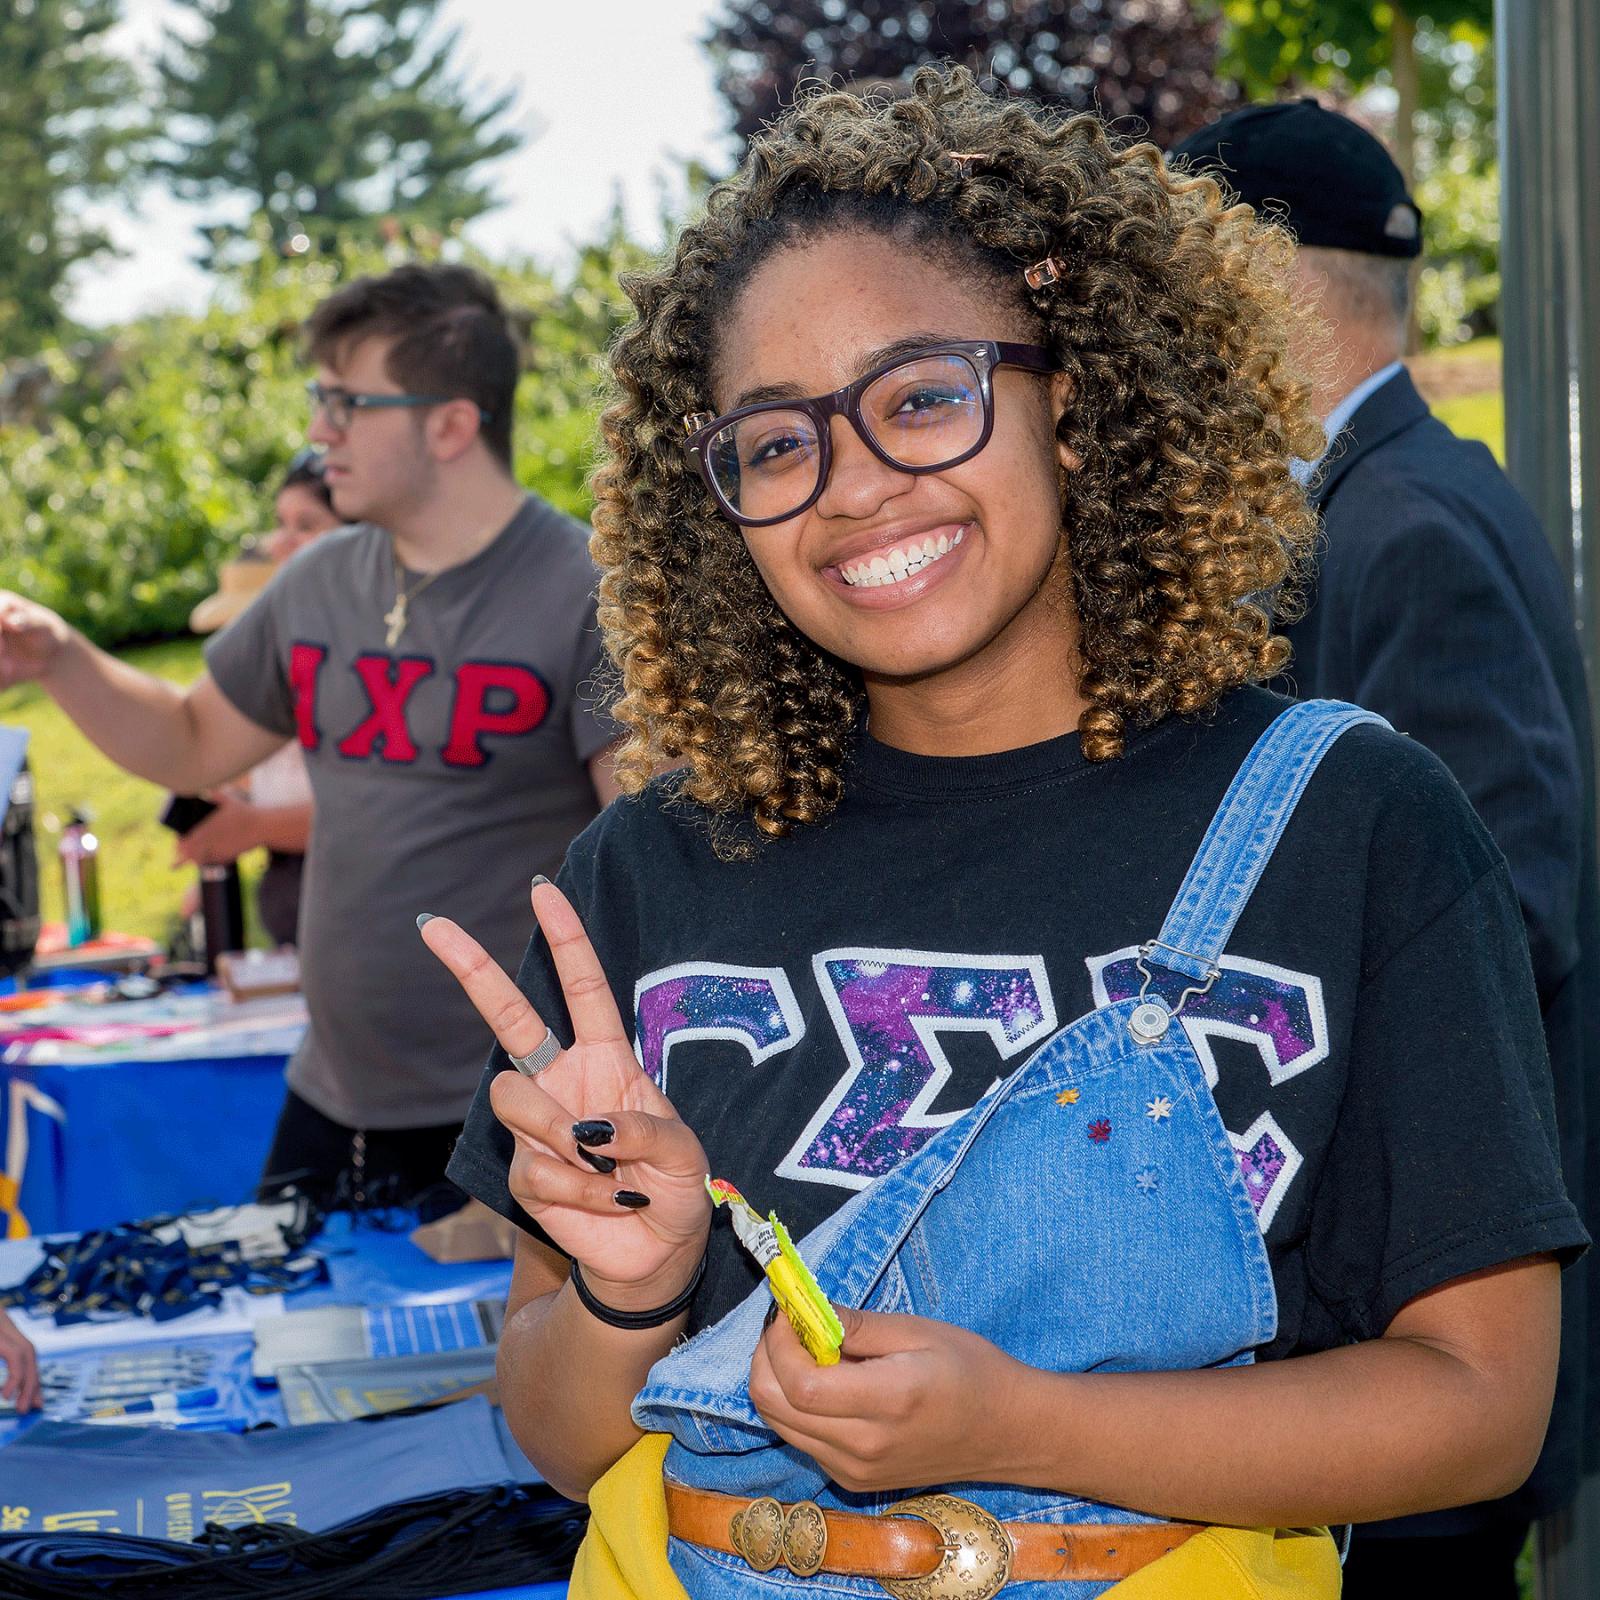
[
  {"x1": 706, "y1": 352, "x2": 985, "y2": 522},
  {"x1": 308, "y1": 385, "x2": 352, "y2": 429}
]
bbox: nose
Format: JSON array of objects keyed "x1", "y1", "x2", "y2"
[
  {"x1": 306, "y1": 408, "x2": 341, "y2": 448},
  {"x1": 811, "y1": 412, "x2": 913, "y2": 523}
]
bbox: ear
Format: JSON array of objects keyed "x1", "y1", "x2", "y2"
[
  {"x1": 427, "y1": 398, "x2": 486, "y2": 464},
  {"x1": 1050, "y1": 371, "x2": 1082, "y2": 472}
]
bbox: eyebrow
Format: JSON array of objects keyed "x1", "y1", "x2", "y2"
[{"x1": 727, "y1": 331, "x2": 959, "y2": 411}]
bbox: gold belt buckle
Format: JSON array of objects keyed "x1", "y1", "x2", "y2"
[
  {"x1": 880, "y1": 1493, "x2": 1013, "y2": 1600},
  {"x1": 729, "y1": 1496, "x2": 828, "y2": 1578}
]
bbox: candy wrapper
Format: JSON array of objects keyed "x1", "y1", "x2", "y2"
[{"x1": 706, "y1": 1177, "x2": 844, "y2": 1365}]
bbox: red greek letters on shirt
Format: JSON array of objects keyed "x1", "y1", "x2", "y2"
[
  {"x1": 336, "y1": 655, "x2": 436, "y2": 763},
  {"x1": 441, "y1": 661, "x2": 551, "y2": 768},
  {"x1": 293, "y1": 651, "x2": 551, "y2": 765},
  {"x1": 289, "y1": 642, "x2": 328, "y2": 751}
]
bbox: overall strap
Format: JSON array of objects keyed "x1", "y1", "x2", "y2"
[{"x1": 1143, "y1": 700, "x2": 1389, "y2": 994}]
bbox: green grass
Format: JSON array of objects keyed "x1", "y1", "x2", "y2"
[
  {"x1": 0, "y1": 636, "x2": 268, "y2": 945},
  {"x1": 1427, "y1": 335, "x2": 1503, "y2": 367},
  {"x1": 1414, "y1": 335, "x2": 1505, "y2": 461},
  {"x1": 1434, "y1": 388, "x2": 1505, "y2": 461}
]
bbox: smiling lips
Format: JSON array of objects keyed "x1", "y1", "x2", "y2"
[{"x1": 837, "y1": 528, "x2": 965, "y2": 588}]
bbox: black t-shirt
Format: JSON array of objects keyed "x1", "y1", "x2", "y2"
[{"x1": 449, "y1": 687, "x2": 1587, "y2": 1362}]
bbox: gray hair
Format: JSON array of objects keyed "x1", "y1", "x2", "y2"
[{"x1": 1300, "y1": 245, "x2": 1413, "y2": 335}]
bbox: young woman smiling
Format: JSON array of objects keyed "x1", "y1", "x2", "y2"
[{"x1": 423, "y1": 68, "x2": 1584, "y2": 1600}]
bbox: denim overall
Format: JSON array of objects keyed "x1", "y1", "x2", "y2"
[{"x1": 633, "y1": 701, "x2": 1386, "y2": 1598}]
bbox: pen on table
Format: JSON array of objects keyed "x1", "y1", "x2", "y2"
[
  {"x1": 79, "y1": 1412, "x2": 245, "y2": 1432},
  {"x1": 87, "y1": 1385, "x2": 220, "y2": 1417}
]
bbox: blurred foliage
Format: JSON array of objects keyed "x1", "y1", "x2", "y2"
[
  {"x1": 1408, "y1": 25, "x2": 1498, "y2": 345},
  {"x1": 1212, "y1": 2, "x2": 1498, "y2": 348},
  {"x1": 1215, "y1": 1, "x2": 1490, "y2": 97},
  {"x1": 705, "y1": 0, "x2": 1234, "y2": 149},
  {"x1": 156, "y1": 0, "x2": 522, "y2": 265},
  {"x1": 0, "y1": 219, "x2": 649, "y2": 650},
  {"x1": 0, "y1": 0, "x2": 143, "y2": 358}
]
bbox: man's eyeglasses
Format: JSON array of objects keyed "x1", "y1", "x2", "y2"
[
  {"x1": 306, "y1": 381, "x2": 491, "y2": 432},
  {"x1": 681, "y1": 339, "x2": 1058, "y2": 528}
]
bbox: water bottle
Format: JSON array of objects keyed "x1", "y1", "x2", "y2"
[
  {"x1": 0, "y1": 760, "x2": 40, "y2": 977},
  {"x1": 58, "y1": 809, "x2": 102, "y2": 948},
  {"x1": 199, "y1": 862, "x2": 245, "y2": 973}
]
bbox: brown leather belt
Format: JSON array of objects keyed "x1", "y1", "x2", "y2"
[{"x1": 665, "y1": 1481, "x2": 1201, "y2": 1598}]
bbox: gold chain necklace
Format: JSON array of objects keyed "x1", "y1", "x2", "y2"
[
  {"x1": 383, "y1": 557, "x2": 445, "y2": 650},
  {"x1": 382, "y1": 516, "x2": 513, "y2": 648}
]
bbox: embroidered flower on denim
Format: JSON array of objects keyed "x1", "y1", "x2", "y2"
[
  {"x1": 1056, "y1": 1088, "x2": 1081, "y2": 1106},
  {"x1": 1087, "y1": 1118, "x2": 1112, "y2": 1143},
  {"x1": 1145, "y1": 1095, "x2": 1173, "y2": 1122},
  {"x1": 1135, "y1": 1167, "x2": 1159, "y2": 1195}
]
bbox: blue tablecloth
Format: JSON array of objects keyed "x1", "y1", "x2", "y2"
[
  {"x1": 0, "y1": 1214, "x2": 567, "y2": 1600},
  {"x1": 0, "y1": 1047, "x2": 289, "y2": 1234},
  {"x1": 0, "y1": 975, "x2": 295, "y2": 1234}
]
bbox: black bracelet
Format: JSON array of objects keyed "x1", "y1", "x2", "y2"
[{"x1": 569, "y1": 1254, "x2": 706, "y2": 1330}]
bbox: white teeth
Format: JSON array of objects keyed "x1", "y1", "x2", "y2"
[{"x1": 839, "y1": 529, "x2": 966, "y2": 588}]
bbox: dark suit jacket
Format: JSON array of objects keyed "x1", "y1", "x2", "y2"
[{"x1": 1282, "y1": 367, "x2": 1598, "y2": 1526}]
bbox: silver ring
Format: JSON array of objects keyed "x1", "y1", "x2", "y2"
[{"x1": 508, "y1": 1034, "x2": 560, "y2": 1077}]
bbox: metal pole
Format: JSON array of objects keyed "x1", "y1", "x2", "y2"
[{"x1": 1498, "y1": 4, "x2": 1600, "y2": 1597}]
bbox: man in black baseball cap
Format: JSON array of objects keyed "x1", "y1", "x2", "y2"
[
  {"x1": 1175, "y1": 101, "x2": 1599, "y2": 1600},
  {"x1": 1174, "y1": 97, "x2": 1423, "y2": 259}
]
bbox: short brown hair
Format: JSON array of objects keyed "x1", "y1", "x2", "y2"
[{"x1": 303, "y1": 263, "x2": 520, "y2": 466}]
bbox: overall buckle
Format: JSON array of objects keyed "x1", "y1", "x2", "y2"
[{"x1": 881, "y1": 1493, "x2": 1013, "y2": 1600}]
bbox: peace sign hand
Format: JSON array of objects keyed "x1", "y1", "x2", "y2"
[{"x1": 420, "y1": 879, "x2": 711, "y2": 1308}]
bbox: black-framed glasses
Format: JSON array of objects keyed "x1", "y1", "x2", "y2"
[
  {"x1": 681, "y1": 340, "x2": 1058, "y2": 528},
  {"x1": 306, "y1": 381, "x2": 491, "y2": 432}
]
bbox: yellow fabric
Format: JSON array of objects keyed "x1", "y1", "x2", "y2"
[
  {"x1": 567, "y1": 1433, "x2": 689, "y2": 1600},
  {"x1": 567, "y1": 1431, "x2": 1340, "y2": 1600},
  {"x1": 0, "y1": 1173, "x2": 28, "y2": 1239},
  {"x1": 1102, "y1": 1524, "x2": 1341, "y2": 1598}
]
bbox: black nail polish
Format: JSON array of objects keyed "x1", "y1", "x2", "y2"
[
  {"x1": 613, "y1": 1189, "x2": 651, "y2": 1209},
  {"x1": 531, "y1": 874, "x2": 551, "y2": 889},
  {"x1": 577, "y1": 1147, "x2": 617, "y2": 1174},
  {"x1": 572, "y1": 1120, "x2": 615, "y2": 1147},
  {"x1": 415, "y1": 912, "x2": 435, "y2": 930}
]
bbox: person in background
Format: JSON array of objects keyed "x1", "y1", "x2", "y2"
[
  {"x1": 180, "y1": 449, "x2": 343, "y2": 946},
  {"x1": 265, "y1": 447, "x2": 343, "y2": 564},
  {"x1": 0, "y1": 264, "x2": 620, "y2": 1209},
  {"x1": 0, "y1": 1308, "x2": 39, "y2": 1414},
  {"x1": 1174, "y1": 98, "x2": 1599, "y2": 1600}
]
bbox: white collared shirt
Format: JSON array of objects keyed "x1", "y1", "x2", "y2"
[{"x1": 1291, "y1": 360, "x2": 1405, "y2": 486}]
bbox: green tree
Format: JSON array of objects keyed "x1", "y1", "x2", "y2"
[
  {"x1": 706, "y1": 0, "x2": 1232, "y2": 150},
  {"x1": 0, "y1": 0, "x2": 141, "y2": 357},
  {"x1": 1214, "y1": 3, "x2": 1497, "y2": 345},
  {"x1": 155, "y1": 0, "x2": 522, "y2": 262},
  {"x1": 1, "y1": 223, "x2": 646, "y2": 650},
  {"x1": 1216, "y1": 1, "x2": 1490, "y2": 184}
]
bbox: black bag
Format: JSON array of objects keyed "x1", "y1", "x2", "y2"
[{"x1": 1, "y1": 755, "x2": 41, "y2": 978}]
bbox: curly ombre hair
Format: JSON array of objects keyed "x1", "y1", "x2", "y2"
[{"x1": 591, "y1": 66, "x2": 1324, "y2": 842}]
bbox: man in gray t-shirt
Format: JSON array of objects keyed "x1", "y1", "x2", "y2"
[
  {"x1": 206, "y1": 496, "x2": 615, "y2": 1133},
  {"x1": 0, "y1": 263, "x2": 618, "y2": 1205}
]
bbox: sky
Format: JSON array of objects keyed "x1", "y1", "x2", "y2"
[{"x1": 72, "y1": 0, "x2": 733, "y2": 324}]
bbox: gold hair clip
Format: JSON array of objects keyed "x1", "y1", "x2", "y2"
[
  {"x1": 683, "y1": 412, "x2": 714, "y2": 434},
  {"x1": 1024, "y1": 256, "x2": 1066, "y2": 290},
  {"x1": 947, "y1": 150, "x2": 989, "y2": 174}
]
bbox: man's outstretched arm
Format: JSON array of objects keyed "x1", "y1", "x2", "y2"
[{"x1": 0, "y1": 591, "x2": 285, "y2": 794}]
